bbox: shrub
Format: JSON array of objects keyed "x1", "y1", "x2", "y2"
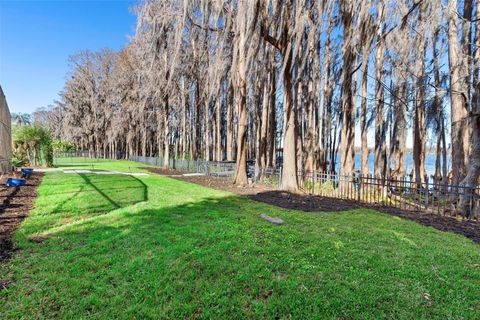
[{"x1": 12, "y1": 124, "x2": 53, "y2": 167}]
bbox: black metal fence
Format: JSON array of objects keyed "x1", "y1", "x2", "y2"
[
  {"x1": 54, "y1": 152, "x2": 479, "y2": 220},
  {"x1": 298, "y1": 171, "x2": 480, "y2": 219}
]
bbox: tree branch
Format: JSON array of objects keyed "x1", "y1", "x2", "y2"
[{"x1": 261, "y1": 25, "x2": 282, "y2": 51}]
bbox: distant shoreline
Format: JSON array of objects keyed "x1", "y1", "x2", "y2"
[{"x1": 353, "y1": 149, "x2": 451, "y2": 156}]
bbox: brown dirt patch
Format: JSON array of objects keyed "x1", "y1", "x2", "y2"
[
  {"x1": 144, "y1": 167, "x2": 480, "y2": 244},
  {"x1": 141, "y1": 167, "x2": 184, "y2": 176},
  {"x1": 0, "y1": 172, "x2": 44, "y2": 262}
]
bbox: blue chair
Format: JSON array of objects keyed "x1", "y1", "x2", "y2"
[{"x1": 6, "y1": 178, "x2": 26, "y2": 187}]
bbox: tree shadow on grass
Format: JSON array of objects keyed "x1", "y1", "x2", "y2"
[
  {"x1": 58, "y1": 173, "x2": 147, "y2": 213},
  {"x1": 27, "y1": 174, "x2": 149, "y2": 236},
  {"x1": 77, "y1": 173, "x2": 148, "y2": 210}
]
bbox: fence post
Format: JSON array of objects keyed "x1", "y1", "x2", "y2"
[
  {"x1": 278, "y1": 167, "x2": 282, "y2": 189},
  {"x1": 357, "y1": 172, "x2": 361, "y2": 202},
  {"x1": 425, "y1": 176, "x2": 429, "y2": 210}
]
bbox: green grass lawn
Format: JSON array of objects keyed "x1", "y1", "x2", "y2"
[
  {"x1": 1, "y1": 160, "x2": 480, "y2": 319},
  {"x1": 53, "y1": 157, "x2": 153, "y2": 172}
]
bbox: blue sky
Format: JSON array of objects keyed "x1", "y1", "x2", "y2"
[{"x1": 0, "y1": 0, "x2": 137, "y2": 114}]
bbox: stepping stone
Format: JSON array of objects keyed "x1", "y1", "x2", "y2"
[{"x1": 260, "y1": 214, "x2": 284, "y2": 225}]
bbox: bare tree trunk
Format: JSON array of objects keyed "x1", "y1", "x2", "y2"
[
  {"x1": 462, "y1": 0, "x2": 473, "y2": 112},
  {"x1": 305, "y1": 60, "x2": 315, "y2": 174},
  {"x1": 459, "y1": 1, "x2": 480, "y2": 218},
  {"x1": 315, "y1": 53, "x2": 323, "y2": 171},
  {"x1": 182, "y1": 94, "x2": 187, "y2": 160},
  {"x1": 448, "y1": 0, "x2": 470, "y2": 185},
  {"x1": 296, "y1": 71, "x2": 304, "y2": 175},
  {"x1": 254, "y1": 87, "x2": 263, "y2": 177},
  {"x1": 261, "y1": 4, "x2": 298, "y2": 191},
  {"x1": 233, "y1": 83, "x2": 248, "y2": 186},
  {"x1": 174, "y1": 129, "x2": 178, "y2": 160},
  {"x1": 360, "y1": 42, "x2": 370, "y2": 176},
  {"x1": 204, "y1": 101, "x2": 211, "y2": 161},
  {"x1": 339, "y1": 5, "x2": 356, "y2": 176},
  {"x1": 460, "y1": 114, "x2": 480, "y2": 218},
  {"x1": 226, "y1": 84, "x2": 235, "y2": 161},
  {"x1": 259, "y1": 77, "x2": 269, "y2": 169},
  {"x1": 267, "y1": 62, "x2": 276, "y2": 168},
  {"x1": 163, "y1": 95, "x2": 170, "y2": 168},
  {"x1": 215, "y1": 98, "x2": 222, "y2": 161},
  {"x1": 433, "y1": 30, "x2": 444, "y2": 183},
  {"x1": 441, "y1": 118, "x2": 447, "y2": 181},
  {"x1": 141, "y1": 118, "x2": 147, "y2": 157},
  {"x1": 413, "y1": 43, "x2": 427, "y2": 185},
  {"x1": 320, "y1": 26, "x2": 332, "y2": 173},
  {"x1": 280, "y1": 48, "x2": 299, "y2": 191},
  {"x1": 394, "y1": 77, "x2": 407, "y2": 178},
  {"x1": 374, "y1": 2, "x2": 386, "y2": 180},
  {"x1": 435, "y1": 128, "x2": 441, "y2": 181},
  {"x1": 193, "y1": 83, "x2": 201, "y2": 160},
  {"x1": 212, "y1": 104, "x2": 217, "y2": 161},
  {"x1": 472, "y1": 1, "x2": 480, "y2": 113},
  {"x1": 233, "y1": 2, "x2": 249, "y2": 186}
]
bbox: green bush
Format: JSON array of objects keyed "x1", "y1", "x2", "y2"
[
  {"x1": 319, "y1": 180, "x2": 335, "y2": 192},
  {"x1": 260, "y1": 175, "x2": 280, "y2": 187},
  {"x1": 11, "y1": 149, "x2": 28, "y2": 169},
  {"x1": 52, "y1": 140, "x2": 76, "y2": 153},
  {"x1": 12, "y1": 124, "x2": 53, "y2": 167}
]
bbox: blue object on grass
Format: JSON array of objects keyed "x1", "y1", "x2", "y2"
[
  {"x1": 6, "y1": 178, "x2": 26, "y2": 187},
  {"x1": 21, "y1": 168, "x2": 34, "y2": 175}
]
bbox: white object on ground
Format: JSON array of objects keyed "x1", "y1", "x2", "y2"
[
  {"x1": 123, "y1": 172, "x2": 149, "y2": 176},
  {"x1": 35, "y1": 168, "x2": 62, "y2": 172},
  {"x1": 63, "y1": 169, "x2": 92, "y2": 174},
  {"x1": 260, "y1": 214, "x2": 284, "y2": 225},
  {"x1": 62, "y1": 169, "x2": 148, "y2": 176},
  {"x1": 182, "y1": 173, "x2": 205, "y2": 176}
]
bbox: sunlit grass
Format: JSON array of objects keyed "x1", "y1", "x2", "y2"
[
  {"x1": 53, "y1": 157, "x2": 153, "y2": 173},
  {"x1": 1, "y1": 162, "x2": 479, "y2": 319}
]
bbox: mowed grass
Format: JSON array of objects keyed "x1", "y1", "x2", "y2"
[
  {"x1": 1, "y1": 161, "x2": 480, "y2": 319},
  {"x1": 53, "y1": 157, "x2": 154, "y2": 173}
]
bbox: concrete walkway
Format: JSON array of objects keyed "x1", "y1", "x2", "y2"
[{"x1": 62, "y1": 169, "x2": 149, "y2": 176}]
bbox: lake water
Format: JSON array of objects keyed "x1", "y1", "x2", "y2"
[{"x1": 336, "y1": 154, "x2": 451, "y2": 177}]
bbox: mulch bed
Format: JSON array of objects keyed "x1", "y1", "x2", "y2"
[
  {"x1": 0, "y1": 172, "x2": 43, "y2": 263},
  {"x1": 144, "y1": 167, "x2": 480, "y2": 244},
  {"x1": 141, "y1": 167, "x2": 183, "y2": 176}
]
